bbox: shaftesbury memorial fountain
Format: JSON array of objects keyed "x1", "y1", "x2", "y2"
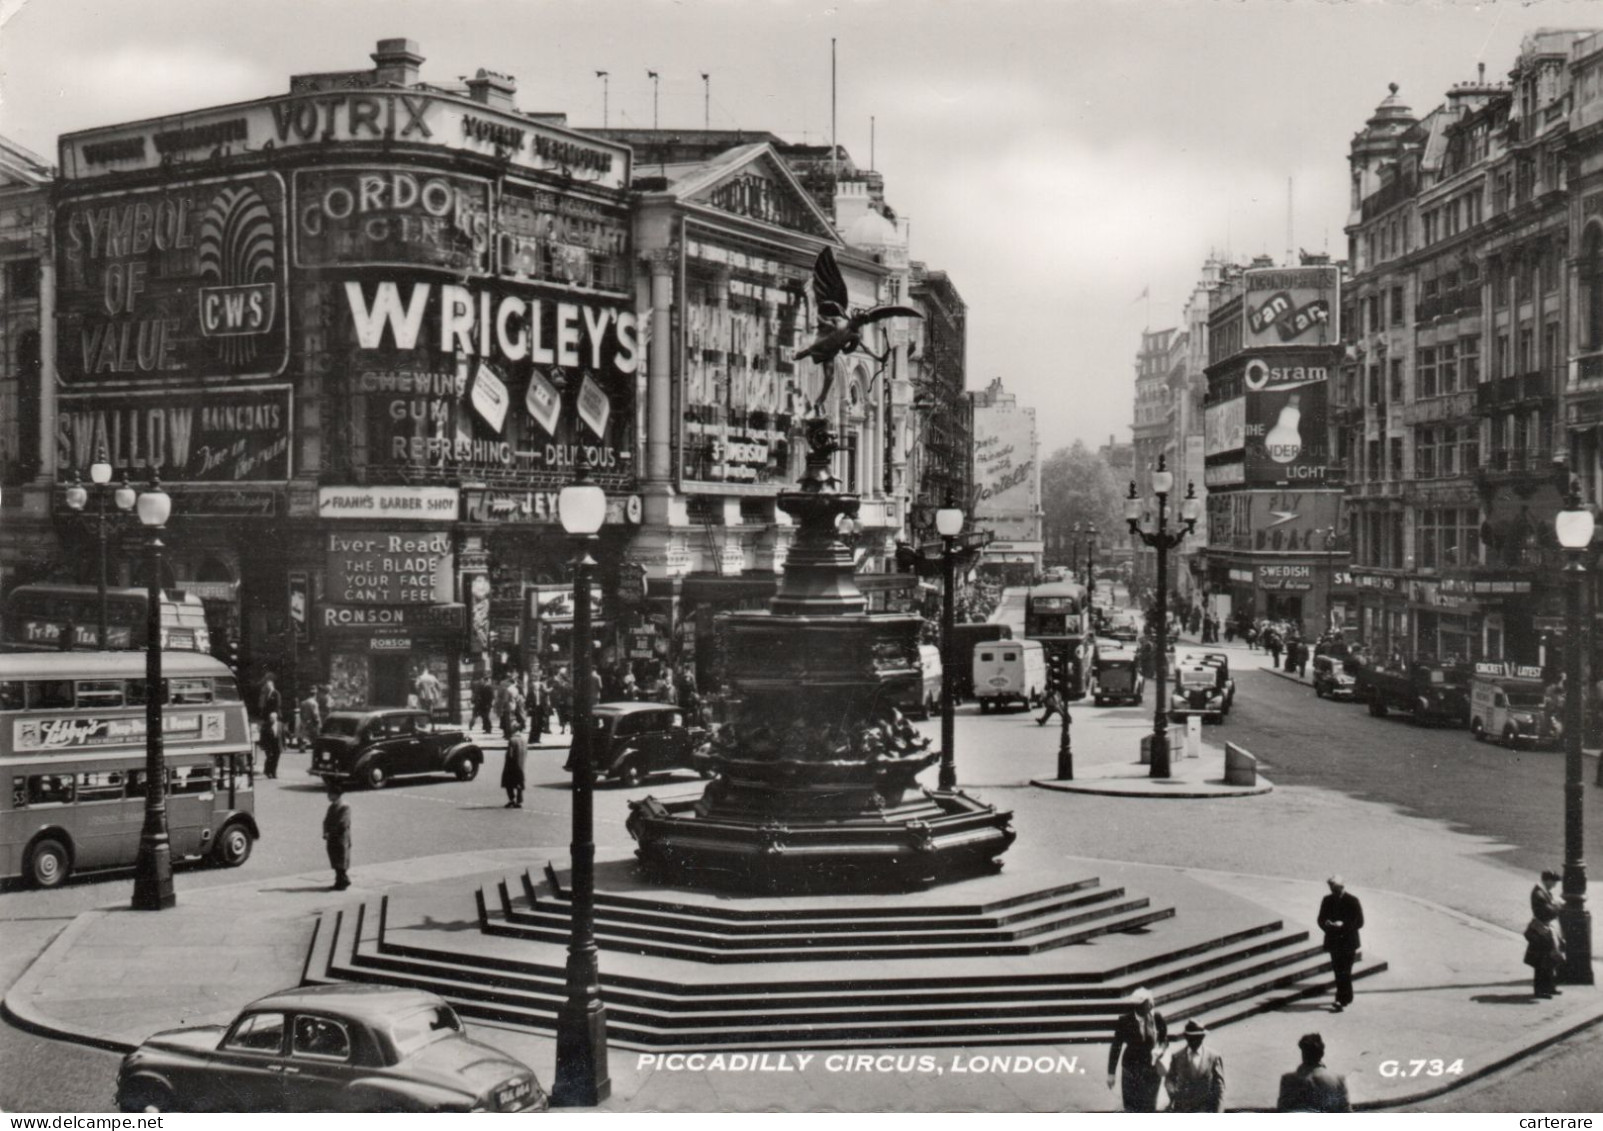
[{"x1": 627, "y1": 408, "x2": 1016, "y2": 891}]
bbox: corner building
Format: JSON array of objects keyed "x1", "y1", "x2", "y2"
[{"x1": 49, "y1": 40, "x2": 639, "y2": 711}]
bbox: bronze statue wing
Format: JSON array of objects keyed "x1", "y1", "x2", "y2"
[
  {"x1": 812, "y1": 247, "x2": 850, "y2": 321},
  {"x1": 854, "y1": 304, "x2": 925, "y2": 327}
]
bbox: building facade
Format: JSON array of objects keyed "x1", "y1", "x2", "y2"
[{"x1": 969, "y1": 377, "x2": 1042, "y2": 584}]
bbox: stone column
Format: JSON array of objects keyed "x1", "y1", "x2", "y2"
[{"x1": 644, "y1": 248, "x2": 677, "y2": 486}]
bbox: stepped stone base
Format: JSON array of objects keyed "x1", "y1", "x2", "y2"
[
  {"x1": 627, "y1": 787, "x2": 1017, "y2": 893},
  {"x1": 300, "y1": 859, "x2": 1389, "y2": 1051}
]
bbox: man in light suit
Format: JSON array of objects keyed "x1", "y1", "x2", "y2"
[
  {"x1": 1277, "y1": 1032, "x2": 1351, "y2": 1112},
  {"x1": 1165, "y1": 1019, "x2": 1224, "y2": 1112}
]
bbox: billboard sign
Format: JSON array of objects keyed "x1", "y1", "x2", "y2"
[
  {"x1": 1243, "y1": 352, "x2": 1338, "y2": 486},
  {"x1": 56, "y1": 173, "x2": 290, "y2": 385},
  {"x1": 294, "y1": 167, "x2": 492, "y2": 273},
  {"x1": 60, "y1": 91, "x2": 630, "y2": 191},
  {"x1": 1242, "y1": 265, "x2": 1340, "y2": 348},
  {"x1": 57, "y1": 385, "x2": 292, "y2": 483},
  {"x1": 973, "y1": 406, "x2": 1038, "y2": 517},
  {"x1": 1204, "y1": 396, "x2": 1244, "y2": 457}
]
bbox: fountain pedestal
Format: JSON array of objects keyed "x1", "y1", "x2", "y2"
[{"x1": 628, "y1": 418, "x2": 1015, "y2": 892}]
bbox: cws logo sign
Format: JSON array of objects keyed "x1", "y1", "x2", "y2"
[
  {"x1": 56, "y1": 172, "x2": 288, "y2": 384},
  {"x1": 197, "y1": 183, "x2": 279, "y2": 363},
  {"x1": 1243, "y1": 266, "x2": 1339, "y2": 349}
]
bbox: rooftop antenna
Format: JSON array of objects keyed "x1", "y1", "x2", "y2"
[
  {"x1": 831, "y1": 39, "x2": 838, "y2": 187},
  {"x1": 647, "y1": 70, "x2": 660, "y2": 130},
  {"x1": 1286, "y1": 176, "x2": 1294, "y2": 267},
  {"x1": 701, "y1": 72, "x2": 710, "y2": 130},
  {"x1": 595, "y1": 71, "x2": 609, "y2": 128}
]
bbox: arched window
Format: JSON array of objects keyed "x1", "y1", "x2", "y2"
[{"x1": 1583, "y1": 224, "x2": 1603, "y2": 352}]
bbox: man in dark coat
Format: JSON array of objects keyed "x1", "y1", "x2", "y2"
[
  {"x1": 1106, "y1": 987, "x2": 1168, "y2": 1112},
  {"x1": 322, "y1": 783, "x2": 352, "y2": 891},
  {"x1": 1527, "y1": 868, "x2": 1565, "y2": 998},
  {"x1": 1318, "y1": 876, "x2": 1365, "y2": 1011},
  {"x1": 501, "y1": 722, "x2": 527, "y2": 809},
  {"x1": 1277, "y1": 1032, "x2": 1351, "y2": 1112},
  {"x1": 259, "y1": 674, "x2": 283, "y2": 779}
]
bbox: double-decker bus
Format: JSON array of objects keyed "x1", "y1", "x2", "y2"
[
  {"x1": 1024, "y1": 580, "x2": 1097, "y2": 699},
  {"x1": 0, "y1": 652, "x2": 257, "y2": 888},
  {"x1": 2, "y1": 584, "x2": 211, "y2": 653}
]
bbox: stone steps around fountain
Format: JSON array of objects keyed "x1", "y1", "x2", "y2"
[
  {"x1": 497, "y1": 872, "x2": 1149, "y2": 954},
  {"x1": 302, "y1": 898, "x2": 1386, "y2": 1048}
]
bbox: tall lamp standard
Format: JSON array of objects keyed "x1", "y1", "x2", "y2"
[
  {"x1": 552, "y1": 458, "x2": 611, "y2": 1106},
  {"x1": 1083, "y1": 523, "x2": 1098, "y2": 593},
  {"x1": 63, "y1": 456, "x2": 136, "y2": 649},
  {"x1": 1323, "y1": 526, "x2": 1339, "y2": 633},
  {"x1": 1069, "y1": 521, "x2": 1081, "y2": 577},
  {"x1": 935, "y1": 498, "x2": 965, "y2": 791},
  {"x1": 1555, "y1": 481, "x2": 1595, "y2": 985},
  {"x1": 1125, "y1": 456, "x2": 1199, "y2": 779},
  {"x1": 130, "y1": 475, "x2": 174, "y2": 911}
]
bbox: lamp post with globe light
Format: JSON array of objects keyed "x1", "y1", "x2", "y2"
[
  {"x1": 552, "y1": 457, "x2": 611, "y2": 1106},
  {"x1": 1083, "y1": 523, "x2": 1098, "y2": 594},
  {"x1": 130, "y1": 475, "x2": 175, "y2": 911},
  {"x1": 936, "y1": 498, "x2": 964, "y2": 791},
  {"x1": 1125, "y1": 455, "x2": 1199, "y2": 779},
  {"x1": 1555, "y1": 480, "x2": 1595, "y2": 985},
  {"x1": 64, "y1": 454, "x2": 136, "y2": 649}
]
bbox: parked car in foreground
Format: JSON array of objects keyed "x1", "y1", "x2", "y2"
[
  {"x1": 1312, "y1": 653, "x2": 1360, "y2": 700},
  {"x1": 311, "y1": 709, "x2": 482, "y2": 789},
  {"x1": 574, "y1": 701, "x2": 713, "y2": 785},
  {"x1": 116, "y1": 984, "x2": 547, "y2": 1112}
]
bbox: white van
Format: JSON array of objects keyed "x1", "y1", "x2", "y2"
[
  {"x1": 973, "y1": 639, "x2": 1047, "y2": 714},
  {"x1": 894, "y1": 643, "x2": 945, "y2": 719}
]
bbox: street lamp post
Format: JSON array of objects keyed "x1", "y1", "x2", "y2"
[
  {"x1": 936, "y1": 499, "x2": 964, "y2": 792},
  {"x1": 1126, "y1": 456, "x2": 1199, "y2": 779},
  {"x1": 1069, "y1": 521, "x2": 1080, "y2": 577},
  {"x1": 130, "y1": 475, "x2": 174, "y2": 911},
  {"x1": 1555, "y1": 482, "x2": 1595, "y2": 985},
  {"x1": 1324, "y1": 526, "x2": 1338, "y2": 634},
  {"x1": 552, "y1": 458, "x2": 611, "y2": 1107},
  {"x1": 1084, "y1": 523, "x2": 1097, "y2": 593},
  {"x1": 64, "y1": 456, "x2": 136, "y2": 649}
]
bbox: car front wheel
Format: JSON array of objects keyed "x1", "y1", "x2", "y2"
[
  {"x1": 119, "y1": 1079, "x2": 175, "y2": 1114},
  {"x1": 452, "y1": 756, "x2": 479, "y2": 782},
  {"x1": 364, "y1": 763, "x2": 387, "y2": 789},
  {"x1": 620, "y1": 759, "x2": 643, "y2": 787}
]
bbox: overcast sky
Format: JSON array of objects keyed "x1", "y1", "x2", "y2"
[{"x1": 3, "y1": 0, "x2": 1600, "y2": 459}]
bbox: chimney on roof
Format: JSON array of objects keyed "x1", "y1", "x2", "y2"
[
  {"x1": 1479, "y1": 62, "x2": 1486, "y2": 83},
  {"x1": 467, "y1": 68, "x2": 518, "y2": 109},
  {"x1": 371, "y1": 38, "x2": 424, "y2": 87}
]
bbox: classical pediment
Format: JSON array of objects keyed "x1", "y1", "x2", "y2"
[
  {"x1": 677, "y1": 144, "x2": 837, "y2": 240},
  {"x1": 0, "y1": 135, "x2": 54, "y2": 188}
]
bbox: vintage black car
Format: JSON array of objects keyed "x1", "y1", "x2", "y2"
[
  {"x1": 116, "y1": 984, "x2": 546, "y2": 1113},
  {"x1": 1312, "y1": 653, "x2": 1359, "y2": 700},
  {"x1": 1180, "y1": 650, "x2": 1235, "y2": 713},
  {"x1": 1168, "y1": 660, "x2": 1227, "y2": 723},
  {"x1": 1091, "y1": 649, "x2": 1144, "y2": 706},
  {"x1": 577, "y1": 701, "x2": 713, "y2": 786},
  {"x1": 1355, "y1": 659, "x2": 1471, "y2": 726},
  {"x1": 311, "y1": 709, "x2": 482, "y2": 789}
]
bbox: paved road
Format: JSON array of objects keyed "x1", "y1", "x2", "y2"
[{"x1": 1220, "y1": 654, "x2": 1603, "y2": 881}]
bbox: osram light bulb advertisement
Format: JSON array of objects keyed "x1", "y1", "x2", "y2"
[{"x1": 1243, "y1": 352, "x2": 1335, "y2": 486}]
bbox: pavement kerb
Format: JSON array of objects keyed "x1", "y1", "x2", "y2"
[
  {"x1": 8, "y1": 845, "x2": 1603, "y2": 1111},
  {"x1": 1, "y1": 910, "x2": 137, "y2": 1055}
]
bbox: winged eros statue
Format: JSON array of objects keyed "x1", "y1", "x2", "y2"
[{"x1": 794, "y1": 247, "x2": 923, "y2": 415}]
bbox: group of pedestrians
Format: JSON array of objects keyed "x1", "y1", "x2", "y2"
[{"x1": 1105, "y1": 875, "x2": 1364, "y2": 1112}]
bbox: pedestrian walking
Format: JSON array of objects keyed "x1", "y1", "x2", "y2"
[
  {"x1": 1525, "y1": 868, "x2": 1565, "y2": 999},
  {"x1": 501, "y1": 722, "x2": 527, "y2": 809},
  {"x1": 322, "y1": 782, "x2": 352, "y2": 891},
  {"x1": 1317, "y1": 875, "x2": 1365, "y2": 1011},
  {"x1": 471, "y1": 674, "x2": 495, "y2": 735},
  {"x1": 552, "y1": 668, "x2": 573, "y2": 734},
  {"x1": 1165, "y1": 1020, "x2": 1224, "y2": 1112},
  {"x1": 1106, "y1": 987, "x2": 1168, "y2": 1112},
  {"x1": 1266, "y1": 630, "x2": 1283, "y2": 670},
  {"x1": 296, "y1": 687, "x2": 321, "y2": 751},
  {"x1": 1036, "y1": 682, "x2": 1066, "y2": 727},
  {"x1": 414, "y1": 665, "x2": 442, "y2": 727},
  {"x1": 1294, "y1": 638, "x2": 1310, "y2": 679},
  {"x1": 675, "y1": 662, "x2": 701, "y2": 725},
  {"x1": 529, "y1": 670, "x2": 552, "y2": 738},
  {"x1": 316, "y1": 682, "x2": 332, "y2": 722},
  {"x1": 1276, "y1": 1032, "x2": 1351, "y2": 1112},
  {"x1": 258, "y1": 673, "x2": 283, "y2": 779},
  {"x1": 1244, "y1": 623, "x2": 1258, "y2": 651}
]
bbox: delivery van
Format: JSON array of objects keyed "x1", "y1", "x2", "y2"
[
  {"x1": 1469, "y1": 662, "x2": 1556, "y2": 748},
  {"x1": 894, "y1": 643, "x2": 945, "y2": 719},
  {"x1": 973, "y1": 638, "x2": 1047, "y2": 713}
]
